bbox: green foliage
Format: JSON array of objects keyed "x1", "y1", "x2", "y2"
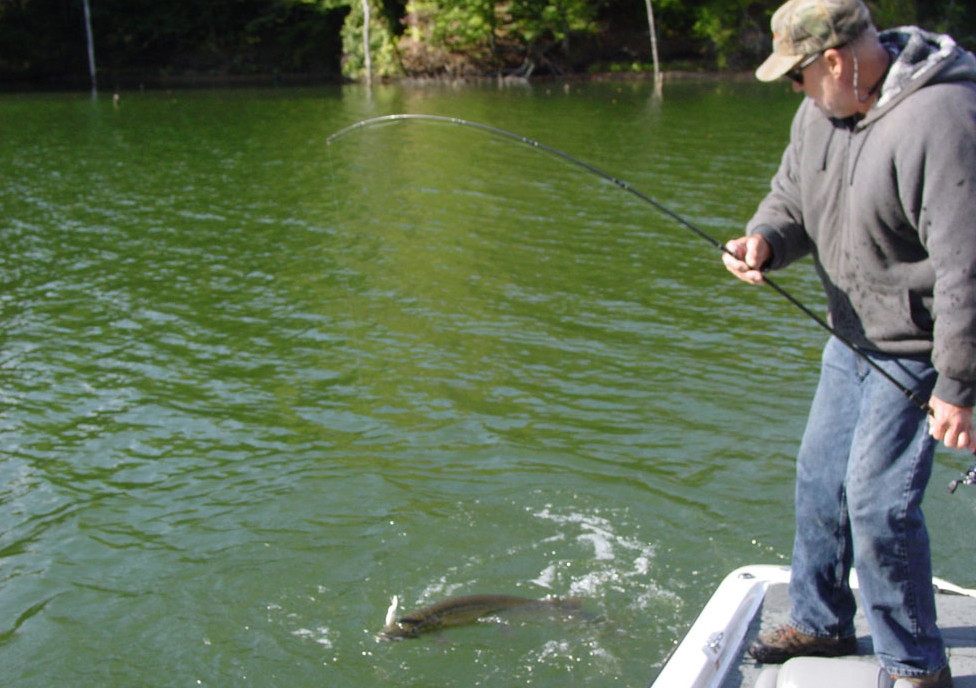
[
  {"x1": 340, "y1": 0, "x2": 403, "y2": 78},
  {"x1": 867, "y1": 0, "x2": 917, "y2": 29},
  {"x1": 690, "y1": 0, "x2": 769, "y2": 70},
  {"x1": 406, "y1": 0, "x2": 497, "y2": 50},
  {"x1": 915, "y1": 0, "x2": 976, "y2": 50},
  {"x1": 509, "y1": 0, "x2": 598, "y2": 43},
  {"x1": 0, "y1": 0, "x2": 349, "y2": 85},
  {"x1": 397, "y1": 0, "x2": 599, "y2": 75},
  {"x1": 2, "y1": 0, "x2": 976, "y2": 85},
  {"x1": 693, "y1": 6, "x2": 735, "y2": 69}
]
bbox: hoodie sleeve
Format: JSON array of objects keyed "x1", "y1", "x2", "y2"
[
  {"x1": 746, "y1": 100, "x2": 815, "y2": 270},
  {"x1": 898, "y1": 82, "x2": 976, "y2": 406}
]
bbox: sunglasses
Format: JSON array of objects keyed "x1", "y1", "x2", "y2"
[{"x1": 787, "y1": 52, "x2": 823, "y2": 85}]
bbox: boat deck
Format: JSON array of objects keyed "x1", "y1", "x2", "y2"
[
  {"x1": 724, "y1": 579, "x2": 976, "y2": 688},
  {"x1": 650, "y1": 566, "x2": 976, "y2": 688}
]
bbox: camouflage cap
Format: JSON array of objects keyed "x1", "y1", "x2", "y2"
[{"x1": 756, "y1": 0, "x2": 872, "y2": 81}]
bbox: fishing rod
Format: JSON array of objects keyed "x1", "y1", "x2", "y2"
[{"x1": 327, "y1": 113, "x2": 976, "y2": 493}]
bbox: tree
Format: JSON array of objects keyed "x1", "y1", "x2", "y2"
[
  {"x1": 395, "y1": 0, "x2": 598, "y2": 76},
  {"x1": 82, "y1": 0, "x2": 97, "y2": 96},
  {"x1": 341, "y1": 0, "x2": 402, "y2": 78},
  {"x1": 644, "y1": 0, "x2": 661, "y2": 94},
  {"x1": 690, "y1": 0, "x2": 768, "y2": 70},
  {"x1": 361, "y1": 0, "x2": 372, "y2": 83},
  {"x1": 2, "y1": 0, "x2": 975, "y2": 85}
]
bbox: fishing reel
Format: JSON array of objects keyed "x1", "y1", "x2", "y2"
[{"x1": 947, "y1": 462, "x2": 976, "y2": 494}]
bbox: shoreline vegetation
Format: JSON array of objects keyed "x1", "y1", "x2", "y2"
[
  {"x1": 1, "y1": 67, "x2": 757, "y2": 95},
  {"x1": 0, "y1": 0, "x2": 973, "y2": 93}
]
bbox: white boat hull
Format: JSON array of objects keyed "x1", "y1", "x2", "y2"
[{"x1": 650, "y1": 565, "x2": 976, "y2": 688}]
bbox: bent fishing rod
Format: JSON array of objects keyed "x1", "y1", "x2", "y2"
[{"x1": 327, "y1": 113, "x2": 976, "y2": 494}]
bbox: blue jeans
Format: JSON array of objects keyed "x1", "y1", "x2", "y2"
[{"x1": 788, "y1": 337, "x2": 947, "y2": 677}]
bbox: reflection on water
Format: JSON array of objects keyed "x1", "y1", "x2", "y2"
[{"x1": 0, "y1": 82, "x2": 971, "y2": 687}]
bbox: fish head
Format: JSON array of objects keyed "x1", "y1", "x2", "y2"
[
  {"x1": 377, "y1": 618, "x2": 422, "y2": 640},
  {"x1": 384, "y1": 595, "x2": 399, "y2": 628},
  {"x1": 376, "y1": 595, "x2": 423, "y2": 641}
]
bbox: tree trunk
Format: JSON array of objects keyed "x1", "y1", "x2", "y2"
[
  {"x1": 82, "y1": 0, "x2": 97, "y2": 98},
  {"x1": 644, "y1": 0, "x2": 662, "y2": 97},
  {"x1": 361, "y1": 0, "x2": 372, "y2": 85}
]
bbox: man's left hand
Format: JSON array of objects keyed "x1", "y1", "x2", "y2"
[{"x1": 928, "y1": 395, "x2": 976, "y2": 451}]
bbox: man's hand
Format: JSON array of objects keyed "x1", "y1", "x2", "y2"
[
  {"x1": 723, "y1": 235, "x2": 772, "y2": 285},
  {"x1": 928, "y1": 395, "x2": 976, "y2": 452}
]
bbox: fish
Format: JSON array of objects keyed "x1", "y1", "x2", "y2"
[{"x1": 377, "y1": 593, "x2": 585, "y2": 640}]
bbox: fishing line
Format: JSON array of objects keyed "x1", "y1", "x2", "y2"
[{"x1": 327, "y1": 113, "x2": 976, "y2": 492}]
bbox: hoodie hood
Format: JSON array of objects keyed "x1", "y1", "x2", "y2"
[{"x1": 873, "y1": 27, "x2": 976, "y2": 113}]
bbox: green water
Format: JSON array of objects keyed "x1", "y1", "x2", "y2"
[{"x1": 1, "y1": 81, "x2": 972, "y2": 687}]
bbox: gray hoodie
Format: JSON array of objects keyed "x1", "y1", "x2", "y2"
[{"x1": 748, "y1": 27, "x2": 976, "y2": 407}]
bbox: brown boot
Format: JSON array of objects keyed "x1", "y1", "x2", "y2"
[
  {"x1": 890, "y1": 665, "x2": 953, "y2": 688},
  {"x1": 747, "y1": 625, "x2": 858, "y2": 664}
]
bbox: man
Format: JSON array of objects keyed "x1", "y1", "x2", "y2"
[{"x1": 722, "y1": 0, "x2": 976, "y2": 686}]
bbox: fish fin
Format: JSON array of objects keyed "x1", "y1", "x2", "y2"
[{"x1": 384, "y1": 595, "x2": 399, "y2": 628}]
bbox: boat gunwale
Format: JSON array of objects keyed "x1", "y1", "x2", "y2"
[{"x1": 649, "y1": 565, "x2": 976, "y2": 688}]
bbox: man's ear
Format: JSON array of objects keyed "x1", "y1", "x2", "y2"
[{"x1": 823, "y1": 47, "x2": 846, "y2": 78}]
